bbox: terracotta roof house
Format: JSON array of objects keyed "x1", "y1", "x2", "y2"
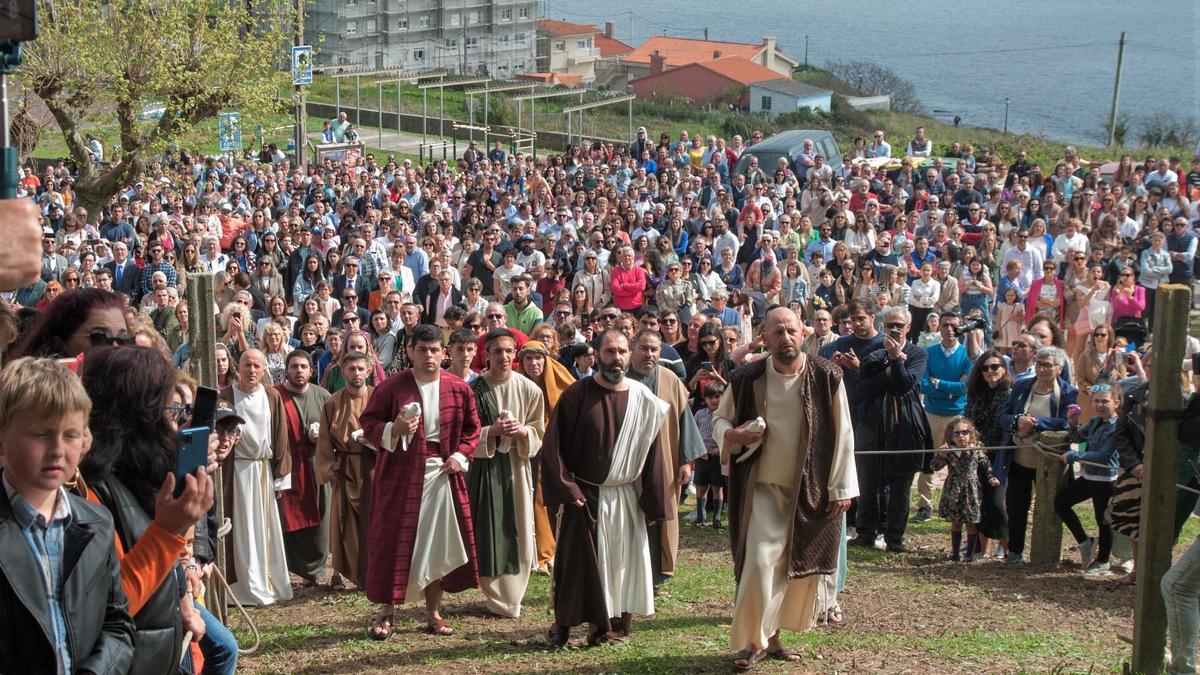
[
  {"x1": 537, "y1": 19, "x2": 633, "y2": 85},
  {"x1": 620, "y1": 35, "x2": 797, "y2": 87},
  {"x1": 629, "y1": 55, "x2": 784, "y2": 106}
]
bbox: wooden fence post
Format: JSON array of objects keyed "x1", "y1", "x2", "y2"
[
  {"x1": 187, "y1": 273, "x2": 226, "y2": 622},
  {"x1": 1131, "y1": 283, "x2": 1190, "y2": 674},
  {"x1": 1029, "y1": 431, "x2": 1069, "y2": 565}
]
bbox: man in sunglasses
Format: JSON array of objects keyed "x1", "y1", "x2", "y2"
[
  {"x1": 851, "y1": 306, "x2": 931, "y2": 554},
  {"x1": 469, "y1": 302, "x2": 528, "y2": 372}
]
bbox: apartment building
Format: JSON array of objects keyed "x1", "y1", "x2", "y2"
[{"x1": 306, "y1": 0, "x2": 538, "y2": 77}]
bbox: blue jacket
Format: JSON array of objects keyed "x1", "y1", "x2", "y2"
[
  {"x1": 994, "y1": 376, "x2": 1077, "y2": 482},
  {"x1": 1065, "y1": 416, "x2": 1120, "y2": 481},
  {"x1": 921, "y1": 342, "x2": 972, "y2": 416}
]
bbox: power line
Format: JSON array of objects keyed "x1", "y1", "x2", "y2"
[{"x1": 909, "y1": 42, "x2": 1110, "y2": 58}]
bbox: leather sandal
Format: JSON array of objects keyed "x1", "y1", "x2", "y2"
[
  {"x1": 368, "y1": 609, "x2": 393, "y2": 641},
  {"x1": 732, "y1": 647, "x2": 765, "y2": 671},
  {"x1": 766, "y1": 645, "x2": 802, "y2": 662},
  {"x1": 426, "y1": 618, "x2": 455, "y2": 636}
]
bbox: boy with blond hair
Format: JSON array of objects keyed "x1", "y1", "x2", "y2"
[{"x1": 0, "y1": 357, "x2": 134, "y2": 672}]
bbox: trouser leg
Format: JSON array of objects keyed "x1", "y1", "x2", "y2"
[
  {"x1": 1054, "y1": 473, "x2": 1092, "y2": 544},
  {"x1": 1163, "y1": 536, "x2": 1200, "y2": 675},
  {"x1": 884, "y1": 472, "x2": 914, "y2": 546},
  {"x1": 855, "y1": 457, "x2": 882, "y2": 539},
  {"x1": 1006, "y1": 464, "x2": 1036, "y2": 555}
]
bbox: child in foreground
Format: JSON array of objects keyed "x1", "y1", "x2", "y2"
[
  {"x1": 931, "y1": 417, "x2": 999, "y2": 562},
  {"x1": 1058, "y1": 383, "x2": 1122, "y2": 574},
  {"x1": 0, "y1": 357, "x2": 135, "y2": 672}
]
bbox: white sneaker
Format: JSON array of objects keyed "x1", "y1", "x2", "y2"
[
  {"x1": 874, "y1": 534, "x2": 885, "y2": 550},
  {"x1": 1113, "y1": 558, "x2": 1134, "y2": 574},
  {"x1": 1078, "y1": 537, "x2": 1096, "y2": 568},
  {"x1": 1084, "y1": 561, "x2": 1111, "y2": 575},
  {"x1": 687, "y1": 484, "x2": 697, "y2": 496}
]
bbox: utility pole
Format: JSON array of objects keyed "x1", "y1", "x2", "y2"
[
  {"x1": 704, "y1": 27, "x2": 709, "y2": 41},
  {"x1": 294, "y1": 0, "x2": 307, "y2": 169},
  {"x1": 629, "y1": 12, "x2": 634, "y2": 47},
  {"x1": 1003, "y1": 97, "x2": 1009, "y2": 134},
  {"x1": 461, "y1": 10, "x2": 468, "y2": 75},
  {"x1": 804, "y1": 35, "x2": 809, "y2": 71},
  {"x1": 1106, "y1": 31, "x2": 1126, "y2": 146}
]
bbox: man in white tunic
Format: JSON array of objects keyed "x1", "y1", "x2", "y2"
[
  {"x1": 541, "y1": 330, "x2": 671, "y2": 647},
  {"x1": 714, "y1": 307, "x2": 858, "y2": 670},
  {"x1": 467, "y1": 329, "x2": 546, "y2": 618},
  {"x1": 220, "y1": 349, "x2": 294, "y2": 606}
]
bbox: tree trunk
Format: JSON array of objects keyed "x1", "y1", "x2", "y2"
[{"x1": 73, "y1": 161, "x2": 142, "y2": 216}]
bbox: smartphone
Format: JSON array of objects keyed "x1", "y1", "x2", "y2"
[
  {"x1": 192, "y1": 386, "x2": 218, "y2": 430},
  {"x1": 888, "y1": 329, "x2": 902, "y2": 341},
  {"x1": 175, "y1": 427, "x2": 211, "y2": 497},
  {"x1": 701, "y1": 360, "x2": 714, "y2": 371}
]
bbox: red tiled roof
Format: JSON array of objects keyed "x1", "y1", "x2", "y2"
[
  {"x1": 694, "y1": 56, "x2": 781, "y2": 86},
  {"x1": 595, "y1": 33, "x2": 633, "y2": 58},
  {"x1": 622, "y1": 36, "x2": 763, "y2": 68},
  {"x1": 538, "y1": 18, "x2": 598, "y2": 38}
]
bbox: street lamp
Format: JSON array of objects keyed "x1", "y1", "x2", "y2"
[{"x1": 1003, "y1": 97, "x2": 1010, "y2": 135}]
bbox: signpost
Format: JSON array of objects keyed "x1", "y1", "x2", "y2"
[
  {"x1": 291, "y1": 45, "x2": 313, "y2": 86},
  {"x1": 218, "y1": 112, "x2": 242, "y2": 153}
]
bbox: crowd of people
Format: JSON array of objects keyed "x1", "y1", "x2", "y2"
[{"x1": 0, "y1": 118, "x2": 1198, "y2": 673}]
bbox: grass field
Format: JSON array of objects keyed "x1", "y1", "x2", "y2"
[{"x1": 228, "y1": 487, "x2": 1200, "y2": 675}]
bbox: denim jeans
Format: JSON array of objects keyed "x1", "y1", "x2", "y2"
[
  {"x1": 960, "y1": 293, "x2": 991, "y2": 344},
  {"x1": 1163, "y1": 536, "x2": 1200, "y2": 675},
  {"x1": 198, "y1": 604, "x2": 238, "y2": 675}
]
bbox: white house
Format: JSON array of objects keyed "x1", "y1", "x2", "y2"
[{"x1": 750, "y1": 79, "x2": 833, "y2": 117}]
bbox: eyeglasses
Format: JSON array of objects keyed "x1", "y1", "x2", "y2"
[
  {"x1": 884, "y1": 322, "x2": 907, "y2": 331},
  {"x1": 982, "y1": 363, "x2": 1005, "y2": 372},
  {"x1": 554, "y1": 310, "x2": 571, "y2": 317},
  {"x1": 662, "y1": 318, "x2": 678, "y2": 325},
  {"x1": 1092, "y1": 331, "x2": 1110, "y2": 338},
  {"x1": 342, "y1": 316, "x2": 360, "y2": 324},
  {"x1": 166, "y1": 403, "x2": 193, "y2": 423},
  {"x1": 486, "y1": 313, "x2": 505, "y2": 319},
  {"x1": 1090, "y1": 384, "x2": 1113, "y2": 393},
  {"x1": 700, "y1": 339, "x2": 720, "y2": 347},
  {"x1": 81, "y1": 329, "x2": 135, "y2": 347},
  {"x1": 1010, "y1": 341, "x2": 1030, "y2": 349},
  {"x1": 598, "y1": 313, "x2": 618, "y2": 321},
  {"x1": 952, "y1": 429, "x2": 973, "y2": 438}
]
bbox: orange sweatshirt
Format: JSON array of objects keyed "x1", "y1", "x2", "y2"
[{"x1": 84, "y1": 488, "x2": 187, "y2": 616}]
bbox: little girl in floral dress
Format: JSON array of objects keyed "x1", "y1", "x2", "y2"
[{"x1": 931, "y1": 417, "x2": 999, "y2": 562}]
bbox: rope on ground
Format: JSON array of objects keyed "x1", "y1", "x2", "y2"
[{"x1": 213, "y1": 517, "x2": 261, "y2": 655}]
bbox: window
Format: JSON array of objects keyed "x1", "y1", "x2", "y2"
[
  {"x1": 467, "y1": 37, "x2": 479, "y2": 50},
  {"x1": 515, "y1": 32, "x2": 527, "y2": 44},
  {"x1": 554, "y1": 41, "x2": 565, "y2": 53},
  {"x1": 346, "y1": 0, "x2": 356, "y2": 5},
  {"x1": 345, "y1": 20, "x2": 358, "y2": 35},
  {"x1": 518, "y1": 7, "x2": 529, "y2": 19},
  {"x1": 577, "y1": 39, "x2": 589, "y2": 50},
  {"x1": 500, "y1": 8, "x2": 512, "y2": 20},
  {"x1": 397, "y1": 17, "x2": 408, "y2": 30},
  {"x1": 366, "y1": 18, "x2": 376, "y2": 33},
  {"x1": 760, "y1": 95, "x2": 772, "y2": 111},
  {"x1": 468, "y1": 11, "x2": 479, "y2": 24},
  {"x1": 413, "y1": 48, "x2": 425, "y2": 62},
  {"x1": 449, "y1": 13, "x2": 460, "y2": 27},
  {"x1": 446, "y1": 37, "x2": 457, "y2": 49},
  {"x1": 419, "y1": 15, "x2": 429, "y2": 29}
]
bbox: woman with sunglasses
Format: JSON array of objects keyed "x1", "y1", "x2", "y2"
[
  {"x1": 964, "y1": 351, "x2": 1013, "y2": 558},
  {"x1": 685, "y1": 322, "x2": 732, "y2": 410},
  {"x1": 12, "y1": 287, "x2": 131, "y2": 359}
]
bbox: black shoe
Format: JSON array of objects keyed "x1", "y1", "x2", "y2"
[
  {"x1": 912, "y1": 507, "x2": 932, "y2": 523},
  {"x1": 711, "y1": 519, "x2": 724, "y2": 530},
  {"x1": 548, "y1": 624, "x2": 570, "y2": 649},
  {"x1": 886, "y1": 542, "x2": 909, "y2": 553},
  {"x1": 849, "y1": 536, "x2": 876, "y2": 549}
]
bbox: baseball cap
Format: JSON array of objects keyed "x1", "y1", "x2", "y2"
[
  {"x1": 214, "y1": 400, "x2": 246, "y2": 426},
  {"x1": 518, "y1": 233, "x2": 535, "y2": 243}
]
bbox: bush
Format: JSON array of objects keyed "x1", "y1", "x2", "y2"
[
  {"x1": 1138, "y1": 112, "x2": 1199, "y2": 150},
  {"x1": 722, "y1": 113, "x2": 773, "y2": 141},
  {"x1": 827, "y1": 60, "x2": 923, "y2": 113},
  {"x1": 773, "y1": 107, "x2": 830, "y2": 131}
]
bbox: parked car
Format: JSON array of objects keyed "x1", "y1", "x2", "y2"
[{"x1": 733, "y1": 130, "x2": 842, "y2": 179}]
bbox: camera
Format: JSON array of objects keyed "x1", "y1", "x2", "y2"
[{"x1": 951, "y1": 317, "x2": 986, "y2": 338}]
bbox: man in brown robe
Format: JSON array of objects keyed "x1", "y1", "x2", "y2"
[
  {"x1": 714, "y1": 307, "x2": 858, "y2": 670},
  {"x1": 316, "y1": 351, "x2": 376, "y2": 590},
  {"x1": 275, "y1": 350, "x2": 331, "y2": 586},
  {"x1": 541, "y1": 330, "x2": 671, "y2": 648},
  {"x1": 626, "y1": 329, "x2": 706, "y2": 590},
  {"x1": 517, "y1": 340, "x2": 575, "y2": 573}
]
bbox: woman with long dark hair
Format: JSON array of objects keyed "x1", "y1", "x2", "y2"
[
  {"x1": 685, "y1": 322, "x2": 733, "y2": 409},
  {"x1": 964, "y1": 350, "x2": 1012, "y2": 559},
  {"x1": 12, "y1": 287, "x2": 131, "y2": 359},
  {"x1": 77, "y1": 346, "x2": 215, "y2": 675}
]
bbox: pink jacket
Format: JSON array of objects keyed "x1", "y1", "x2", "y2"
[
  {"x1": 1025, "y1": 277, "x2": 1067, "y2": 329},
  {"x1": 610, "y1": 264, "x2": 647, "y2": 311}
]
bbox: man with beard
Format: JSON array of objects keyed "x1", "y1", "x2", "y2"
[
  {"x1": 220, "y1": 349, "x2": 294, "y2": 606},
  {"x1": 714, "y1": 307, "x2": 857, "y2": 670},
  {"x1": 517, "y1": 340, "x2": 576, "y2": 574},
  {"x1": 316, "y1": 351, "x2": 376, "y2": 590},
  {"x1": 358, "y1": 325, "x2": 481, "y2": 639},
  {"x1": 467, "y1": 330, "x2": 546, "y2": 617},
  {"x1": 541, "y1": 330, "x2": 671, "y2": 647},
  {"x1": 275, "y1": 351, "x2": 332, "y2": 587},
  {"x1": 626, "y1": 330, "x2": 706, "y2": 589}
]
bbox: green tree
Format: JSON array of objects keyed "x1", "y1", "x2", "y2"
[{"x1": 19, "y1": 0, "x2": 297, "y2": 213}]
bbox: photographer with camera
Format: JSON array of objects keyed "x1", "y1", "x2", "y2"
[{"x1": 914, "y1": 312, "x2": 976, "y2": 523}]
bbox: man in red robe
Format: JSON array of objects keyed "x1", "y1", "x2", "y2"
[{"x1": 359, "y1": 324, "x2": 482, "y2": 639}]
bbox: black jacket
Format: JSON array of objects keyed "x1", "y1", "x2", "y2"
[
  {"x1": 855, "y1": 342, "x2": 932, "y2": 476},
  {"x1": 0, "y1": 474, "x2": 135, "y2": 674},
  {"x1": 90, "y1": 477, "x2": 184, "y2": 675}
]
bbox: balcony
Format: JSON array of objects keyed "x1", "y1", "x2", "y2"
[{"x1": 569, "y1": 46, "x2": 600, "y2": 64}]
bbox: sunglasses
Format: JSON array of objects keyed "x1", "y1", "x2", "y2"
[
  {"x1": 662, "y1": 318, "x2": 678, "y2": 325},
  {"x1": 884, "y1": 322, "x2": 907, "y2": 331},
  {"x1": 982, "y1": 363, "x2": 1005, "y2": 372},
  {"x1": 343, "y1": 316, "x2": 359, "y2": 323},
  {"x1": 1090, "y1": 384, "x2": 1113, "y2": 393},
  {"x1": 598, "y1": 314, "x2": 618, "y2": 321},
  {"x1": 554, "y1": 311, "x2": 571, "y2": 317},
  {"x1": 466, "y1": 323, "x2": 483, "y2": 330},
  {"x1": 84, "y1": 329, "x2": 135, "y2": 347},
  {"x1": 952, "y1": 429, "x2": 973, "y2": 438},
  {"x1": 486, "y1": 313, "x2": 505, "y2": 319},
  {"x1": 700, "y1": 339, "x2": 720, "y2": 347}
]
